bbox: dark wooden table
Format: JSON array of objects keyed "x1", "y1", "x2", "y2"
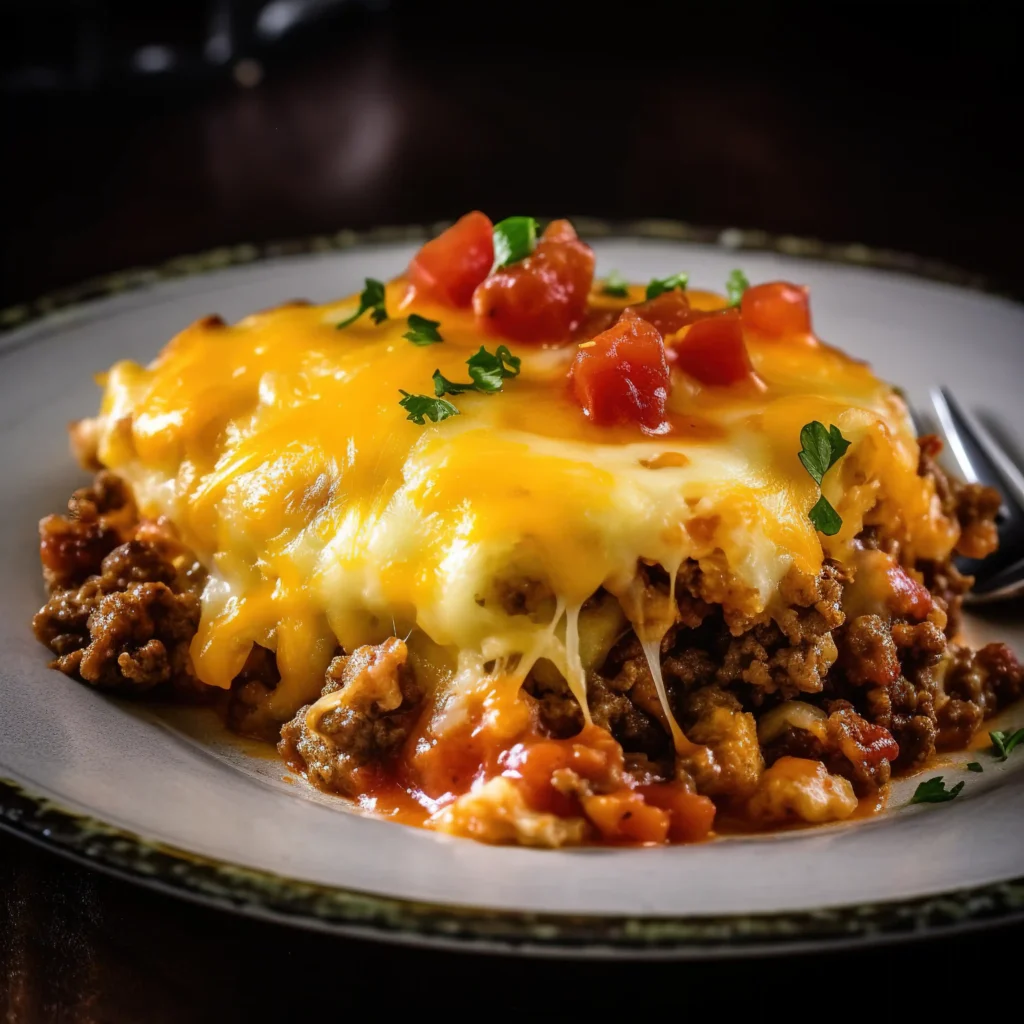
[{"x1": 2, "y1": 8, "x2": 1021, "y2": 1019}]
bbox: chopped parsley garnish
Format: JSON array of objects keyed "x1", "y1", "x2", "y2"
[
  {"x1": 645, "y1": 272, "x2": 689, "y2": 301},
  {"x1": 433, "y1": 345, "x2": 521, "y2": 397},
  {"x1": 806, "y1": 495, "x2": 842, "y2": 536},
  {"x1": 336, "y1": 278, "x2": 387, "y2": 328},
  {"x1": 726, "y1": 269, "x2": 750, "y2": 306},
  {"x1": 602, "y1": 269, "x2": 630, "y2": 298},
  {"x1": 403, "y1": 313, "x2": 443, "y2": 346},
  {"x1": 492, "y1": 216, "x2": 538, "y2": 270},
  {"x1": 398, "y1": 391, "x2": 459, "y2": 425},
  {"x1": 967, "y1": 761, "x2": 984, "y2": 773},
  {"x1": 402, "y1": 344, "x2": 521, "y2": 423},
  {"x1": 990, "y1": 728, "x2": 1024, "y2": 761},
  {"x1": 911, "y1": 776, "x2": 965, "y2": 804},
  {"x1": 432, "y1": 370, "x2": 476, "y2": 396},
  {"x1": 467, "y1": 344, "x2": 521, "y2": 391},
  {"x1": 798, "y1": 421, "x2": 851, "y2": 536}
]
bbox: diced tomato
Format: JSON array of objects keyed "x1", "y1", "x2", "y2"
[
  {"x1": 408, "y1": 211, "x2": 494, "y2": 308},
  {"x1": 671, "y1": 310, "x2": 754, "y2": 386},
  {"x1": 582, "y1": 792, "x2": 670, "y2": 844},
  {"x1": 740, "y1": 281, "x2": 812, "y2": 338},
  {"x1": 502, "y1": 740, "x2": 578, "y2": 817},
  {"x1": 639, "y1": 783, "x2": 716, "y2": 842},
  {"x1": 569, "y1": 309, "x2": 670, "y2": 429},
  {"x1": 473, "y1": 219, "x2": 595, "y2": 343},
  {"x1": 884, "y1": 562, "x2": 934, "y2": 620},
  {"x1": 572, "y1": 306, "x2": 620, "y2": 341},
  {"x1": 836, "y1": 716, "x2": 900, "y2": 769},
  {"x1": 624, "y1": 290, "x2": 694, "y2": 337}
]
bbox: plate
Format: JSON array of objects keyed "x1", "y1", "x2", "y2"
[{"x1": 2, "y1": 224, "x2": 1023, "y2": 957}]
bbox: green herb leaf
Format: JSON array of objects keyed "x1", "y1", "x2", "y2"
[
  {"x1": 432, "y1": 346, "x2": 521, "y2": 398},
  {"x1": 911, "y1": 776, "x2": 965, "y2": 804},
  {"x1": 492, "y1": 217, "x2": 538, "y2": 270},
  {"x1": 827, "y1": 424, "x2": 852, "y2": 469},
  {"x1": 990, "y1": 728, "x2": 1024, "y2": 761},
  {"x1": 467, "y1": 344, "x2": 521, "y2": 392},
  {"x1": 403, "y1": 313, "x2": 443, "y2": 346},
  {"x1": 808, "y1": 494, "x2": 843, "y2": 536},
  {"x1": 337, "y1": 278, "x2": 387, "y2": 329},
  {"x1": 798, "y1": 421, "x2": 833, "y2": 485},
  {"x1": 398, "y1": 390, "x2": 460, "y2": 425},
  {"x1": 726, "y1": 269, "x2": 750, "y2": 307},
  {"x1": 645, "y1": 272, "x2": 689, "y2": 301},
  {"x1": 408, "y1": 345, "x2": 521, "y2": 424},
  {"x1": 432, "y1": 369, "x2": 476, "y2": 397},
  {"x1": 798, "y1": 421, "x2": 851, "y2": 535},
  {"x1": 967, "y1": 761, "x2": 984, "y2": 773},
  {"x1": 602, "y1": 270, "x2": 630, "y2": 298}
]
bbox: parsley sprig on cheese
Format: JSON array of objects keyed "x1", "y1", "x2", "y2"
[
  {"x1": 337, "y1": 278, "x2": 388, "y2": 328},
  {"x1": 400, "y1": 345, "x2": 521, "y2": 424},
  {"x1": 645, "y1": 272, "x2": 689, "y2": 301},
  {"x1": 466, "y1": 345, "x2": 521, "y2": 390},
  {"x1": 398, "y1": 392, "x2": 459, "y2": 425},
  {"x1": 403, "y1": 314, "x2": 443, "y2": 346},
  {"x1": 798, "y1": 421, "x2": 851, "y2": 536},
  {"x1": 601, "y1": 270, "x2": 630, "y2": 298}
]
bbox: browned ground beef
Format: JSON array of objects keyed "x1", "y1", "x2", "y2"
[
  {"x1": 225, "y1": 645, "x2": 283, "y2": 740},
  {"x1": 34, "y1": 459, "x2": 1019, "y2": 805},
  {"x1": 520, "y1": 441, "x2": 1016, "y2": 798},
  {"x1": 278, "y1": 638, "x2": 422, "y2": 794},
  {"x1": 33, "y1": 475, "x2": 205, "y2": 697},
  {"x1": 38, "y1": 472, "x2": 136, "y2": 591}
]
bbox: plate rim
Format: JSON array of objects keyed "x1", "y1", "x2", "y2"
[
  {"x1": 2, "y1": 219, "x2": 1022, "y2": 957},
  {"x1": 1, "y1": 216, "x2": 1013, "y2": 337},
  {"x1": 3, "y1": 776, "x2": 1024, "y2": 957}
]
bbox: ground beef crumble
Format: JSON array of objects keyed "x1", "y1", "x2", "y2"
[
  {"x1": 33, "y1": 473, "x2": 205, "y2": 697},
  {"x1": 278, "y1": 638, "x2": 422, "y2": 795},
  {"x1": 32, "y1": 461, "x2": 1020, "y2": 817}
]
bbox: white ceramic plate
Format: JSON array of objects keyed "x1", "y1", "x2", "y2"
[{"x1": 2, "y1": 226, "x2": 1023, "y2": 957}]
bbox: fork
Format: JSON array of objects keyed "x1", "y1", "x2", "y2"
[{"x1": 929, "y1": 387, "x2": 1024, "y2": 603}]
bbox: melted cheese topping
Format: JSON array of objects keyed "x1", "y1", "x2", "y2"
[{"x1": 91, "y1": 281, "x2": 957, "y2": 719}]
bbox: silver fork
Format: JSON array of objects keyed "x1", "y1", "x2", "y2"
[{"x1": 929, "y1": 387, "x2": 1024, "y2": 603}]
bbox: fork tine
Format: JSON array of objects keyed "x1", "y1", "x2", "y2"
[
  {"x1": 932, "y1": 387, "x2": 1024, "y2": 514},
  {"x1": 966, "y1": 553, "x2": 1024, "y2": 601}
]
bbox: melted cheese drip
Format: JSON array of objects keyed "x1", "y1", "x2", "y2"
[
  {"x1": 91, "y1": 281, "x2": 959, "y2": 722},
  {"x1": 640, "y1": 636, "x2": 696, "y2": 755},
  {"x1": 563, "y1": 604, "x2": 592, "y2": 726}
]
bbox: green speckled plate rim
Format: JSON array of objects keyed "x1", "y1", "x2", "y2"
[{"x1": 1, "y1": 218, "x2": 1022, "y2": 957}]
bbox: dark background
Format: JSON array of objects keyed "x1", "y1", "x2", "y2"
[
  {"x1": 1, "y1": 1, "x2": 1020, "y2": 308},
  {"x1": 1, "y1": 1, "x2": 1021, "y2": 1019}
]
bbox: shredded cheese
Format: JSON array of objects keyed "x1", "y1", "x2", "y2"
[{"x1": 88, "y1": 281, "x2": 957, "y2": 727}]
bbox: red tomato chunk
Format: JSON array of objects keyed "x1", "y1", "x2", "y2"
[
  {"x1": 672, "y1": 310, "x2": 754, "y2": 386},
  {"x1": 740, "y1": 281, "x2": 812, "y2": 338},
  {"x1": 569, "y1": 309, "x2": 670, "y2": 429},
  {"x1": 408, "y1": 211, "x2": 494, "y2": 308},
  {"x1": 625, "y1": 290, "x2": 694, "y2": 337},
  {"x1": 884, "y1": 561, "x2": 934, "y2": 621},
  {"x1": 473, "y1": 219, "x2": 595, "y2": 343}
]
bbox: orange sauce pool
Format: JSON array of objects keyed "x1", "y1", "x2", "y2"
[
  {"x1": 269, "y1": 700, "x2": 898, "y2": 846},
  {"x1": 198, "y1": 686, "x2": 984, "y2": 846}
]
